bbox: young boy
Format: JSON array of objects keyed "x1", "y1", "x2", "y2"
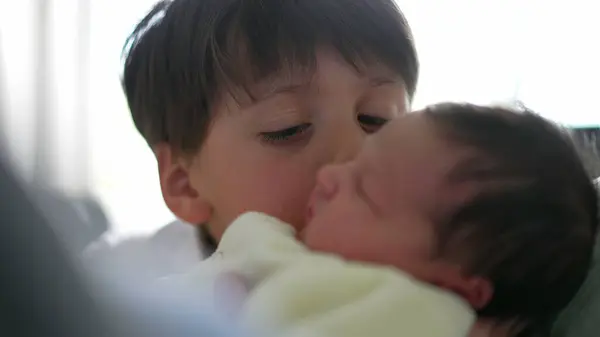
[
  {"x1": 168, "y1": 103, "x2": 598, "y2": 337},
  {"x1": 97, "y1": 0, "x2": 418, "y2": 282}
]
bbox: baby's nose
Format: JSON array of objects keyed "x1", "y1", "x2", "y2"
[
  {"x1": 315, "y1": 164, "x2": 347, "y2": 200},
  {"x1": 314, "y1": 165, "x2": 340, "y2": 201},
  {"x1": 307, "y1": 165, "x2": 341, "y2": 223}
]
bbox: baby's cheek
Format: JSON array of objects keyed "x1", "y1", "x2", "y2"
[
  {"x1": 305, "y1": 204, "x2": 385, "y2": 260},
  {"x1": 299, "y1": 219, "x2": 328, "y2": 251},
  {"x1": 301, "y1": 212, "x2": 347, "y2": 254}
]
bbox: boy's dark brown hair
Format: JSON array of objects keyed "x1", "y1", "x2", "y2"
[
  {"x1": 424, "y1": 103, "x2": 598, "y2": 337},
  {"x1": 121, "y1": 0, "x2": 419, "y2": 154}
]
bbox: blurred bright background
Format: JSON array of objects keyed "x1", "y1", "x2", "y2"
[{"x1": 0, "y1": 0, "x2": 598, "y2": 237}]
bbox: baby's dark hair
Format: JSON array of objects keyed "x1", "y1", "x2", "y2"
[
  {"x1": 424, "y1": 103, "x2": 598, "y2": 337},
  {"x1": 122, "y1": 0, "x2": 418, "y2": 153}
]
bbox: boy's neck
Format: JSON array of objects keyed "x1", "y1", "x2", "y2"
[{"x1": 196, "y1": 225, "x2": 217, "y2": 257}]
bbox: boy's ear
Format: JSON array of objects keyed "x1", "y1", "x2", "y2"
[{"x1": 154, "y1": 143, "x2": 211, "y2": 225}]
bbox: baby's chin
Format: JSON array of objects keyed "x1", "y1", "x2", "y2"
[
  {"x1": 295, "y1": 222, "x2": 311, "y2": 245},
  {"x1": 295, "y1": 219, "x2": 321, "y2": 251}
]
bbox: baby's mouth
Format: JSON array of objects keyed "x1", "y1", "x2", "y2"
[
  {"x1": 300, "y1": 193, "x2": 318, "y2": 243},
  {"x1": 306, "y1": 202, "x2": 315, "y2": 224}
]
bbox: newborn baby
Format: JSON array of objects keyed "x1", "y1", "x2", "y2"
[{"x1": 168, "y1": 103, "x2": 598, "y2": 337}]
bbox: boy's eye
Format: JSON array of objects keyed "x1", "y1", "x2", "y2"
[
  {"x1": 358, "y1": 114, "x2": 388, "y2": 133},
  {"x1": 259, "y1": 123, "x2": 312, "y2": 144}
]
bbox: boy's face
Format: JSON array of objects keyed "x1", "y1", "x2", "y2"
[
  {"x1": 302, "y1": 114, "x2": 473, "y2": 281},
  {"x1": 168, "y1": 49, "x2": 409, "y2": 239}
]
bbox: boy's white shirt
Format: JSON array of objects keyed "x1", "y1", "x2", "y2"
[
  {"x1": 83, "y1": 220, "x2": 205, "y2": 283},
  {"x1": 162, "y1": 212, "x2": 475, "y2": 337}
]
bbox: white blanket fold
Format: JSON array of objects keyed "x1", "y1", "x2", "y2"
[{"x1": 165, "y1": 212, "x2": 475, "y2": 337}]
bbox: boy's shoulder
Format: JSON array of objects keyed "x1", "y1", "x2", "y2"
[{"x1": 83, "y1": 220, "x2": 204, "y2": 282}]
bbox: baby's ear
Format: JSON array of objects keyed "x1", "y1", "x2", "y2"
[
  {"x1": 155, "y1": 143, "x2": 211, "y2": 224},
  {"x1": 427, "y1": 264, "x2": 493, "y2": 310},
  {"x1": 458, "y1": 276, "x2": 493, "y2": 310}
]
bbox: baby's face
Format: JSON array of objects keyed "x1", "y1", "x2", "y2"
[{"x1": 302, "y1": 114, "x2": 472, "y2": 280}]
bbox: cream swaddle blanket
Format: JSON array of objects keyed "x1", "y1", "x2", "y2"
[{"x1": 167, "y1": 212, "x2": 475, "y2": 337}]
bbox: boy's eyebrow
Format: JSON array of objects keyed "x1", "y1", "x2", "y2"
[
  {"x1": 249, "y1": 74, "x2": 312, "y2": 102},
  {"x1": 369, "y1": 76, "x2": 403, "y2": 87},
  {"x1": 248, "y1": 75, "x2": 400, "y2": 102},
  {"x1": 257, "y1": 83, "x2": 306, "y2": 100}
]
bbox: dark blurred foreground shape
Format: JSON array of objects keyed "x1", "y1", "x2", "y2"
[
  {"x1": 0, "y1": 154, "x2": 109, "y2": 337},
  {"x1": 0, "y1": 155, "x2": 240, "y2": 337},
  {"x1": 31, "y1": 186, "x2": 110, "y2": 253}
]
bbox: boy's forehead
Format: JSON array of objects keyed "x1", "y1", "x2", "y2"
[{"x1": 246, "y1": 49, "x2": 405, "y2": 101}]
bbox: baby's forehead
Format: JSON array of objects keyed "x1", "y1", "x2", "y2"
[
  {"x1": 373, "y1": 114, "x2": 465, "y2": 166},
  {"x1": 366, "y1": 119, "x2": 488, "y2": 213}
]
